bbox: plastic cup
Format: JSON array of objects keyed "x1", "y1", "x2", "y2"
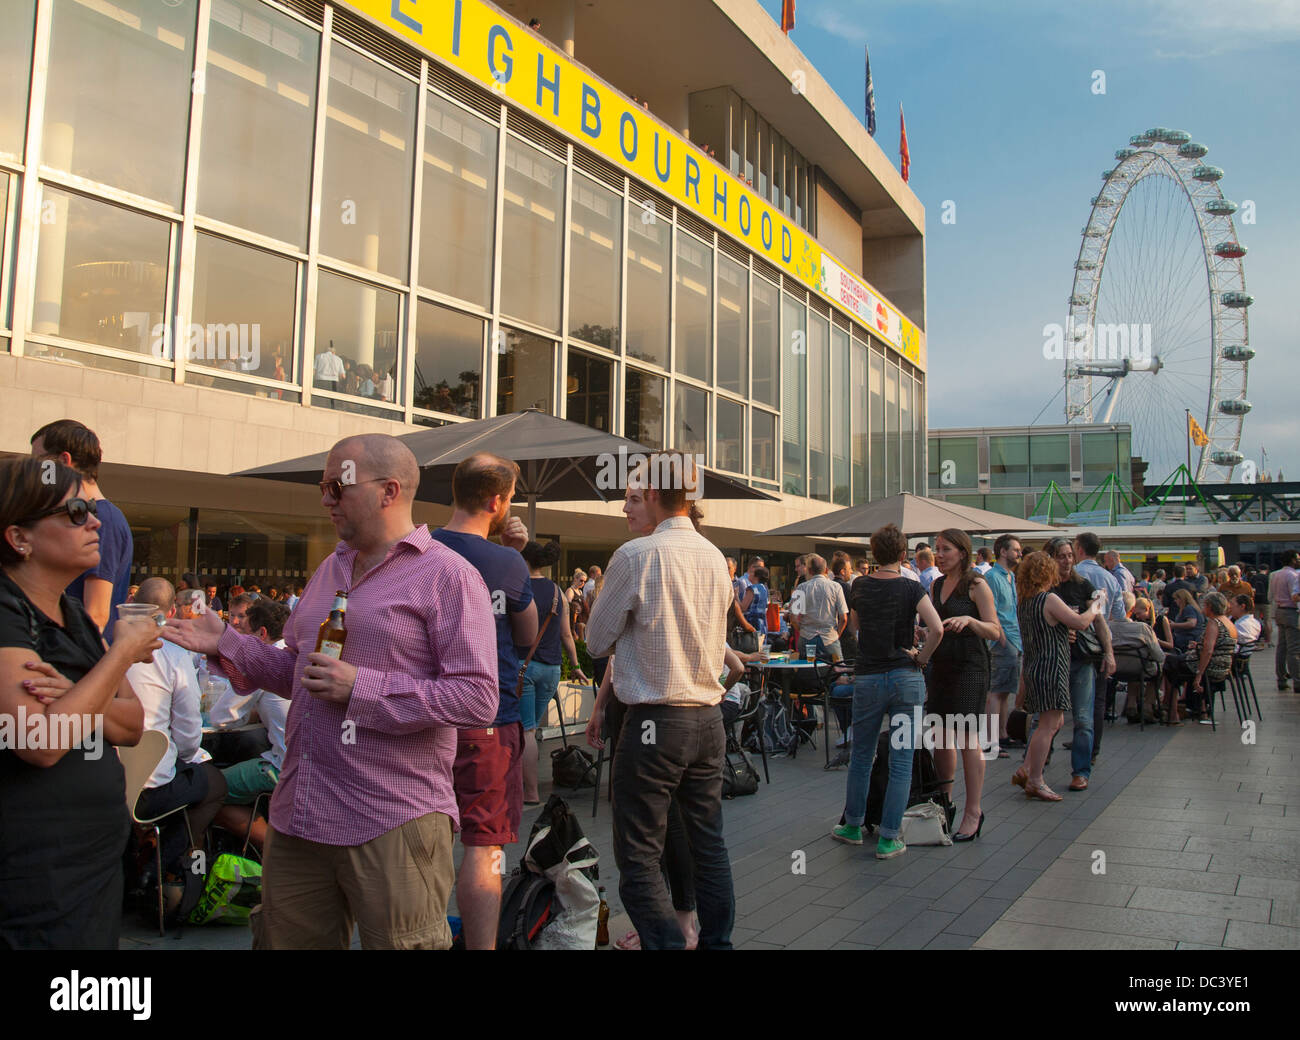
[
  {"x1": 117, "y1": 603, "x2": 162, "y2": 628},
  {"x1": 804, "y1": 644, "x2": 816, "y2": 662}
]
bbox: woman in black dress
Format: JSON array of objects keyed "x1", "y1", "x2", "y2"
[
  {"x1": 926, "y1": 529, "x2": 1002, "y2": 841},
  {"x1": 0, "y1": 457, "x2": 157, "y2": 949}
]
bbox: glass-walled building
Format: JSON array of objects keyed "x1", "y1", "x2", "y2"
[{"x1": 0, "y1": 0, "x2": 927, "y2": 579}]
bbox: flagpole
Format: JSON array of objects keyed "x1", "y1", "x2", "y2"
[{"x1": 1185, "y1": 409, "x2": 1191, "y2": 489}]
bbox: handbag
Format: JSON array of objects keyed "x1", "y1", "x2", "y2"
[
  {"x1": 1075, "y1": 624, "x2": 1105, "y2": 662},
  {"x1": 516, "y1": 585, "x2": 561, "y2": 692},
  {"x1": 550, "y1": 744, "x2": 597, "y2": 788},
  {"x1": 899, "y1": 799, "x2": 952, "y2": 846}
]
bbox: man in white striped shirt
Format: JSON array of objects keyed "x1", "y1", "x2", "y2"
[{"x1": 586, "y1": 452, "x2": 736, "y2": 950}]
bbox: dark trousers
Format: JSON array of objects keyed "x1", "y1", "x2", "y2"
[
  {"x1": 136, "y1": 761, "x2": 228, "y2": 874},
  {"x1": 611, "y1": 703, "x2": 734, "y2": 950},
  {"x1": 1093, "y1": 676, "x2": 1116, "y2": 754}
]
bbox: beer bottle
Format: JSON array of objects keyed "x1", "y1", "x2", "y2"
[
  {"x1": 595, "y1": 886, "x2": 609, "y2": 947},
  {"x1": 316, "y1": 591, "x2": 348, "y2": 658}
]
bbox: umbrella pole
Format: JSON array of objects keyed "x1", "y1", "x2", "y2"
[{"x1": 527, "y1": 495, "x2": 537, "y2": 540}]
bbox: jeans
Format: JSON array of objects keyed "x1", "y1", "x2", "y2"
[
  {"x1": 612, "y1": 704, "x2": 734, "y2": 950},
  {"x1": 842, "y1": 668, "x2": 926, "y2": 840},
  {"x1": 799, "y1": 634, "x2": 843, "y2": 663},
  {"x1": 1276, "y1": 608, "x2": 1299, "y2": 685},
  {"x1": 519, "y1": 660, "x2": 561, "y2": 730},
  {"x1": 1068, "y1": 657, "x2": 1096, "y2": 779}
]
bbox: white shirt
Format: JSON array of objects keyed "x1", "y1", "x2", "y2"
[
  {"x1": 314, "y1": 350, "x2": 345, "y2": 382},
  {"x1": 379, "y1": 372, "x2": 394, "y2": 402},
  {"x1": 1235, "y1": 614, "x2": 1261, "y2": 647},
  {"x1": 975, "y1": 562, "x2": 993, "y2": 575},
  {"x1": 128, "y1": 641, "x2": 212, "y2": 789},
  {"x1": 900, "y1": 565, "x2": 920, "y2": 582},
  {"x1": 790, "y1": 574, "x2": 847, "y2": 642},
  {"x1": 208, "y1": 639, "x2": 291, "y2": 769}
]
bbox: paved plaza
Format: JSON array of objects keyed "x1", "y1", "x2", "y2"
[{"x1": 123, "y1": 684, "x2": 1300, "y2": 951}]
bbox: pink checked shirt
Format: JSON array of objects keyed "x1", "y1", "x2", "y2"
[{"x1": 215, "y1": 525, "x2": 498, "y2": 844}]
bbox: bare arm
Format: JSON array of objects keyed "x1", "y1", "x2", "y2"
[
  {"x1": 81, "y1": 576, "x2": 114, "y2": 635},
  {"x1": 101, "y1": 679, "x2": 144, "y2": 748},
  {"x1": 557, "y1": 600, "x2": 589, "y2": 685},
  {"x1": 912, "y1": 595, "x2": 944, "y2": 667},
  {"x1": 585, "y1": 658, "x2": 615, "y2": 749},
  {"x1": 1045, "y1": 593, "x2": 1101, "y2": 630},
  {"x1": 947, "y1": 580, "x2": 1002, "y2": 642},
  {"x1": 508, "y1": 600, "x2": 539, "y2": 650},
  {"x1": 723, "y1": 646, "x2": 745, "y2": 690}
]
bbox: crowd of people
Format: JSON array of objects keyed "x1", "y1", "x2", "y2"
[{"x1": 1, "y1": 416, "x2": 1296, "y2": 952}]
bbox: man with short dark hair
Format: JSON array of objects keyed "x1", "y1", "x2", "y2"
[
  {"x1": 30, "y1": 419, "x2": 133, "y2": 640},
  {"x1": 986, "y1": 535, "x2": 1023, "y2": 754},
  {"x1": 790, "y1": 554, "x2": 847, "y2": 662},
  {"x1": 975, "y1": 547, "x2": 994, "y2": 574},
  {"x1": 432, "y1": 451, "x2": 538, "y2": 949}
]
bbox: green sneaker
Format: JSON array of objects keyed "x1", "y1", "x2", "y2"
[
  {"x1": 831, "y1": 824, "x2": 864, "y2": 846},
  {"x1": 875, "y1": 837, "x2": 906, "y2": 860}
]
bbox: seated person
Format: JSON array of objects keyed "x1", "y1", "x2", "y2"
[
  {"x1": 1110, "y1": 594, "x2": 1166, "y2": 723},
  {"x1": 128, "y1": 578, "x2": 228, "y2": 877},
  {"x1": 1228, "y1": 594, "x2": 1261, "y2": 648},
  {"x1": 210, "y1": 599, "x2": 291, "y2": 853}
]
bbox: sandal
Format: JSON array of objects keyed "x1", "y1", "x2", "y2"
[
  {"x1": 1024, "y1": 780, "x2": 1063, "y2": 802},
  {"x1": 614, "y1": 929, "x2": 641, "y2": 951},
  {"x1": 1069, "y1": 776, "x2": 1088, "y2": 791},
  {"x1": 1011, "y1": 766, "x2": 1028, "y2": 789}
]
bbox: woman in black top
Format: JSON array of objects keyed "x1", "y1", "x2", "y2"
[{"x1": 0, "y1": 457, "x2": 157, "y2": 949}]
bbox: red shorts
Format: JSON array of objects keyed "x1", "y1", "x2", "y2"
[{"x1": 452, "y1": 723, "x2": 523, "y2": 846}]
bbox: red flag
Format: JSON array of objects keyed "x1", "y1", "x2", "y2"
[
  {"x1": 781, "y1": 0, "x2": 795, "y2": 33},
  {"x1": 899, "y1": 102, "x2": 910, "y2": 183}
]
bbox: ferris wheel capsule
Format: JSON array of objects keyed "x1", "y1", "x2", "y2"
[
  {"x1": 1218, "y1": 399, "x2": 1252, "y2": 416},
  {"x1": 1145, "y1": 127, "x2": 1172, "y2": 141},
  {"x1": 1115, "y1": 148, "x2": 1136, "y2": 161},
  {"x1": 1193, "y1": 164, "x2": 1225, "y2": 182},
  {"x1": 1222, "y1": 345, "x2": 1255, "y2": 361},
  {"x1": 1130, "y1": 133, "x2": 1154, "y2": 147},
  {"x1": 1215, "y1": 241, "x2": 1247, "y2": 259},
  {"x1": 1179, "y1": 141, "x2": 1209, "y2": 158},
  {"x1": 1090, "y1": 196, "x2": 1115, "y2": 207},
  {"x1": 1162, "y1": 129, "x2": 1192, "y2": 145},
  {"x1": 1069, "y1": 294, "x2": 1090, "y2": 305},
  {"x1": 1222, "y1": 291, "x2": 1253, "y2": 308},
  {"x1": 1075, "y1": 260, "x2": 1097, "y2": 271},
  {"x1": 1206, "y1": 199, "x2": 1237, "y2": 215},
  {"x1": 1210, "y1": 450, "x2": 1244, "y2": 467}
]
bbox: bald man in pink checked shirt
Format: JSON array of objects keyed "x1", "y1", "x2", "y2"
[{"x1": 166, "y1": 434, "x2": 498, "y2": 949}]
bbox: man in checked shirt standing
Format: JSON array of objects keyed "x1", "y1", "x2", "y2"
[
  {"x1": 164, "y1": 434, "x2": 498, "y2": 949},
  {"x1": 586, "y1": 452, "x2": 737, "y2": 949}
]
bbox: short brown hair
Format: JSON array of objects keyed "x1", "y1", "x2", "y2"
[
  {"x1": 452, "y1": 452, "x2": 519, "y2": 513},
  {"x1": 831, "y1": 550, "x2": 851, "y2": 576},
  {"x1": 1016, "y1": 551, "x2": 1058, "y2": 601},
  {"x1": 31, "y1": 419, "x2": 103, "y2": 482},
  {"x1": 246, "y1": 599, "x2": 291, "y2": 641},
  {"x1": 630, "y1": 451, "x2": 700, "y2": 513},
  {"x1": 0, "y1": 457, "x2": 82, "y2": 566},
  {"x1": 870, "y1": 523, "x2": 907, "y2": 566}
]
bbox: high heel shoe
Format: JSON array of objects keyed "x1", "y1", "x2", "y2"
[{"x1": 953, "y1": 812, "x2": 984, "y2": 842}]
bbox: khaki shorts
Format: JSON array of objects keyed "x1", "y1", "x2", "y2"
[{"x1": 250, "y1": 813, "x2": 455, "y2": 950}]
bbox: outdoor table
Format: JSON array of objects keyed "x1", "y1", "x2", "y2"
[{"x1": 753, "y1": 656, "x2": 823, "y2": 759}]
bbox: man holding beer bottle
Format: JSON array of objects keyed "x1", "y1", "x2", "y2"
[{"x1": 163, "y1": 434, "x2": 498, "y2": 949}]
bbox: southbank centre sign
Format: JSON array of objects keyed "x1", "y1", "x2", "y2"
[{"x1": 345, "y1": 0, "x2": 923, "y2": 367}]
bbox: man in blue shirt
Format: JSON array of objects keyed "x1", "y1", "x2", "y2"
[
  {"x1": 1073, "y1": 532, "x2": 1122, "y2": 763},
  {"x1": 432, "y1": 452, "x2": 537, "y2": 949},
  {"x1": 985, "y1": 535, "x2": 1023, "y2": 755},
  {"x1": 31, "y1": 419, "x2": 133, "y2": 641}
]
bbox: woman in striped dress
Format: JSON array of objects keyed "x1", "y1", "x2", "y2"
[{"x1": 1013, "y1": 552, "x2": 1104, "y2": 801}]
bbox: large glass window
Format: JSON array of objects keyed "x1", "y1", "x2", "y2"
[
  {"x1": 567, "y1": 349, "x2": 612, "y2": 433},
  {"x1": 568, "y1": 174, "x2": 620, "y2": 349},
  {"x1": 1028, "y1": 434, "x2": 1070, "y2": 487},
  {"x1": 830, "y1": 328, "x2": 850, "y2": 503},
  {"x1": 751, "y1": 276, "x2": 779, "y2": 407},
  {"x1": 191, "y1": 235, "x2": 296, "y2": 383},
  {"x1": 199, "y1": 0, "x2": 317, "y2": 246},
  {"x1": 716, "y1": 255, "x2": 747, "y2": 395},
  {"x1": 1083, "y1": 431, "x2": 1119, "y2": 485},
  {"x1": 983, "y1": 493, "x2": 1027, "y2": 519},
  {"x1": 934, "y1": 436, "x2": 978, "y2": 489},
  {"x1": 1117, "y1": 431, "x2": 1132, "y2": 484},
  {"x1": 673, "y1": 383, "x2": 708, "y2": 462},
  {"x1": 44, "y1": 0, "x2": 195, "y2": 205},
  {"x1": 752, "y1": 409, "x2": 776, "y2": 481},
  {"x1": 501, "y1": 137, "x2": 562, "y2": 330},
  {"x1": 313, "y1": 271, "x2": 401, "y2": 407},
  {"x1": 674, "y1": 231, "x2": 711, "y2": 383},
  {"x1": 0, "y1": 174, "x2": 10, "y2": 330},
  {"x1": 414, "y1": 301, "x2": 482, "y2": 417},
  {"x1": 915, "y1": 378, "x2": 927, "y2": 494},
  {"x1": 900, "y1": 375, "x2": 914, "y2": 493},
  {"x1": 869, "y1": 351, "x2": 884, "y2": 498},
  {"x1": 1, "y1": 2, "x2": 35, "y2": 161},
  {"x1": 808, "y1": 312, "x2": 830, "y2": 502},
  {"x1": 989, "y1": 434, "x2": 1029, "y2": 488},
  {"x1": 851, "y1": 340, "x2": 867, "y2": 504},
  {"x1": 625, "y1": 199, "x2": 669, "y2": 366},
  {"x1": 496, "y1": 326, "x2": 554, "y2": 415},
  {"x1": 319, "y1": 46, "x2": 415, "y2": 279},
  {"x1": 625, "y1": 367, "x2": 664, "y2": 449},
  {"x1": 781, "y1": 295, "x2": 806, "y2": 496},
  {"x1": 32, "y1": 189, "x2": 169, "y2": 355},
  {"x1": 716, "y1": 397, "x2": 743, "y2": 474},
  {"x1": 420, "y1": 92, "x2": 497, "y2": 308},
  {"x1": 885, "y1": 361, "x2": 900, "y2": 495}
]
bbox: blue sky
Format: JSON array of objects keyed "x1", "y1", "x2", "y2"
[{"x1": 758, "y1": 0, "x2": 1300, "y2": 482}]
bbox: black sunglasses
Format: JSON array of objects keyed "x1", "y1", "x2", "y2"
[
  {"x1": 20, "y1": 497, "x2": 99, "y2": 527},
  {"x1": 317, "y1": 476, "x2": 391, "y2": 500}
]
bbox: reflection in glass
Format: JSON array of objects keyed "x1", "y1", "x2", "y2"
[
  {"x1": 983, "y1": 493, "x2": 1027, "y2": 519},
  {"x1": 752, "y1": 409, "x2": 775, "y2": 481},
  {"x1": 781, "y1": 295, "x2": 805, "y2": 496},
  {"x1": 916, "y1": 380, "x2": 927, "y2": 494},
  {"x1": 319, "y1": 46, "x2": 414, "y2": 279},
  {"x1": 191, "y1": 235, "x2": 296, "y2": 384},
  {"x1": 44, "y1": 0, "x2": 195, "y2": 205},
  {"x1": 716, "y1": 255, "x2": 747, "y2": 395},
  {"x1": 313, "y1": 271, "x2": 401, "y2": 407},
  {"x1": 32, "y1": 189, "x2": 168, "y2": 354},
  {"x1": 751, "y1": 276, "x2": 778, "y2": 407},
  {"x1": 869, "y1": 351, "x2": 884, "y2": 499},
  {"x1": 900, "y1": 375, "x2": 914, "y2": 494},
  {"x1": 625, "y1": 199, "x2": 669, "y2": 367},
  {"x1": 808, "y1": 312, "x2": 829, "y2": 502},
  {"x1": 625, "y1": 368, "x2": 664, "y2": 450},
  {"x1": 415, "y1": 300, "x2": 482, "y2": 417},
  {"x1": 674, "y1": 232, "x2": 711, "y2": 384},
  {"x1": 1083, "y1": 432, "x2": 1119, "y2": 485},
  {"x1": 936, "y1": 436, "x2": 977, "y2": 488},
  {"x1": 199, "y1": 0, "x2": 318, "y2": 245},
  {"x1": 989, "y1": 434, "x2": 1029, "y2": 488},
  {"x1": 501, "y1": 138, "x2": 563, "y2": 330},
  {"x1": 420, "y1": 92, "x2": 497, "y2": 308},
  {"x1": 716, "y1": 397, "x2": 743, "y2": 473},
  {"x1": 674, "y1": 383, "x2": 708, "y2": 463},
  {"x1": 569, "y1": 175, "x2": 620, "y2": 349},
  {"x1": 496, "y1": 327, "x2": 554, "y2": 415},
  {"x1": 832, "y1": 327, "x2": 850, "y2": 504},
  {"x1": 0, "y1": 1, "x2": 35, "y2": 160},
  {"x1": 567, "y1": 349, "x2": 612, "y2": 432},
  {"x1": 851, "y1": 340, "x2": 866, "y2": 504},
  {"x1": 885, "y1": 361, "x2": 899, "y2": 495}
]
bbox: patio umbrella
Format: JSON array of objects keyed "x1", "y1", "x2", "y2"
[
  {"x1": 235, "y1": 409, "x2": 774, "y2": 534},
  {"x1": 760, "y1": 492, "x2": 1057, "y2": 540}
]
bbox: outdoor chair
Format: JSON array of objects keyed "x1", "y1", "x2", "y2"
[
  {"x1": 119, "y1": 731, "x2": 194, "y2": 936},
  {"x1": 733, "y1": 664, "x2": 770, "y2": 783},
  {"x1": 1112, "y1": 642, "x2": 1162, "y2": 730},
  {"x1": 1229, "y1": 641, "x2": 1263, "y2": 724}
]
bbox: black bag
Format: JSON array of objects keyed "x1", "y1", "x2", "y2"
[
  {"x1": 551, "y1": 745, "x2": 597, "y2": 788},
  {"x1": 496, "y1": 870, "x2": 556, "y2": 950},
  {"x1": 722, "y1": 747, "x2": 760, "y2": 799},
  {"x1": 1075, "y1": 624, "x2": 1105, "y2": 662},
  {"x1": 861, "y1": 731, "x2": 953, "y2": 833},
  {"x1": 730, "y1": 627, "x2": 759, "y2": 653}
]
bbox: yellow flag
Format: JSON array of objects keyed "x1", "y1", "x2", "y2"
[{"x1": 1188, "y1": 413, "x2": 1209, "y2": 447}]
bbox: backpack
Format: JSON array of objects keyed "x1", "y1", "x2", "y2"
[
  {"x1": 721, "y1": 747, "x2": 760, "y2": 798},
  {"x1": 496, "y1": 870, "x2": 558, "y2": 950},
  {"x1": 861, "y1": 731, "x2": 954, "y2": 833}
]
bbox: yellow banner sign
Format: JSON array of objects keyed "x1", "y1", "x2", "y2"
[{"x1": 341, "y1": 0, "x2": 922, "y2": 366}]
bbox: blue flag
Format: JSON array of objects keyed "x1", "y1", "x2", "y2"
[{"x1": 865, "y1": 45, "x2": 876, "y2": 136}]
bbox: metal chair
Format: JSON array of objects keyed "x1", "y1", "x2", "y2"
[
  {"x1": 119, "y1": 731, "x2": 194, "y2": 936},
  {"x1": 1112, "y1": 642, "x2": 1161, "y2": 730},
  {"x1": 733, "y1": 666, "x2": 770, "y2": 783},
  {"x1": 1231, "y1": 641, "x2": 1263, "y2": 722}
]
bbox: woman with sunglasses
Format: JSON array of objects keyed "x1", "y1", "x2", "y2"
[{"x1": 0, "y1": 457, "x2": 160, "y2": 949}]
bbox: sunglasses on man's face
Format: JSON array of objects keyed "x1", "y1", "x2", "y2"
[
  {"x1": 318, "y1": 476, "x2": 390, "y2": 500},
  {"x1": 21, "y1": 497, "x2": 99, "y2": 527}
]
